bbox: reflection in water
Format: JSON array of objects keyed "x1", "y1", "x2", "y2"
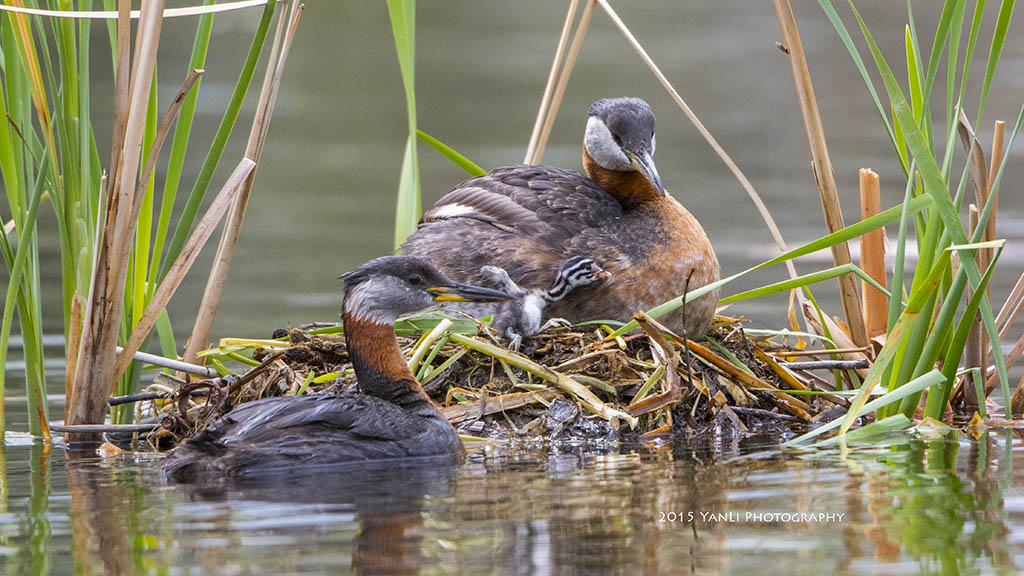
[{"x1": 0, "y1": 432, "x2": 1021, "y2": 573}]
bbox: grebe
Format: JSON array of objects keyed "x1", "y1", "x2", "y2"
[
  {"x1": 401, "y1": 97, "x2": 720, "y2": 336},
  {"x1": 162, "y1": 256, "x2": 512, "y2": 481},
  {"x1": 481, "y1": 256, "x2": 609, "y2": 350}
]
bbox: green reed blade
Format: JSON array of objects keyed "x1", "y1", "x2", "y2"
[
  {"x1": 608, "y1": 194, "x2": 933, "y2": 338},
  {"x1": 918, "y1": 246, "x2": 1002, "y2": 418},
  {"x1": 787, "y1": 370, "x2": 944, "y2": 446},
  {"x1": 417, "y1": 129, "x2": 485, "y2": 176},
  {"x1": 851, "y1": 0, "x2": 1018, "y2": 417},
  {"x1": 0, "y1": 155, "x2": 48, "y2": 434},
  {"x1": 977, "y1": 0, "x2": 1015, "y2": 124},
  {"x1": 152, "y1": 0, "x2": 215, "y2": 280},
  {"x1": 388, "y1": 0, "x2": 420, "y2": 249},
  {"x1": 817, "y1": 0, "x2": 904, "y2": 174},
  {"x1": 394, "y1": 135, "x2": 420, "y2": 250},
  {"x1": 720, "y1": 263, "x2": 890, "y2": 306}
]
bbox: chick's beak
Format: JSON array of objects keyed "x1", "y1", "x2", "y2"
[
  {"x1": 589, "y1": 262, "x2": 612, "y2": 281},
  {"x1": 428, "y1": 282, "x2": 514, "y2": 303},
  {"x1": 625, "y1": 149, "x2": 665, "y2": 196}
]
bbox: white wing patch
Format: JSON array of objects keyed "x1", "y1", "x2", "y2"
[{"x1": 431, "y1": 203, "x2": 477, "y2": 219}]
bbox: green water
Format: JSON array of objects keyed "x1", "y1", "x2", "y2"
[
  {"x1": 4, "y1": 1, "x2": 1024, "y2": 573},
  {"x1": 1, "y1": 432, "x2": 1022, "y2": 574}
]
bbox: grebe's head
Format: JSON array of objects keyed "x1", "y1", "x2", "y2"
[
  {"x1": 340, "y1": 256, "x2": 513, "y2": 324},
  {"x1": 549, "y1": 256, "x2": 611, "y2": 301},
  {"x1": 584, "y1": 97, "x2": 664, "y2": 195}
]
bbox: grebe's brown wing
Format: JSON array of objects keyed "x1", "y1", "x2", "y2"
[
  {"x1": 410, "y1": 165, "x2": 622, "y2": 288},
  {"x1": 420, "y1": 165, "x2": 623, "y2": 243}
]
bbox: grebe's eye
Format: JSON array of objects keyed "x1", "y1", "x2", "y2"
[{"x1": 409, "y1": 275, "x2": 423, "y2": 286}]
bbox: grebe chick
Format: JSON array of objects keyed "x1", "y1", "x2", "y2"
[
  {"x1": 401, "y1": 97, "x2": 720, "y2": 336},
  {"x1": 162, "y1": 256, "x2": 512, "y2": 482},
  {"x1": 481, "y1": 256, "x2": 609, "y2": 350}
]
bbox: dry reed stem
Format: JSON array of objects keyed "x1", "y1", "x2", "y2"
[
  {"x1": 766, "y1": 346, "x2": 868, "y2": 358},
  {"x1": 531, "y1": 0, "x2": 595, "y2": 164},
  {"x1": 859, "y1": 169, "x2": 886, "y2": 340},
  {"x1": 128, "y1": 69, "x2": 204, "y2": 231},
  {"x1": 632, "y1": 312, "x2": 682, "y2": 418},
  {"x1": 997, "y1": 290, "x2": 1024, "y2": 343},
  {"x1": 442, "y1": 389, "x2": 559, "y2": 424},
  {"x1": 184, "y1": 2, "x2": 302, "y2": 366},
  {"x1": 773, "y1": 0, "x2": 867, "y2": 347},
  {"x1": 997, "y1": 272, "x2": 1024, "y2": 328},
  {"x1": 958, "y1": 109, "x2": 989, "y2": 209},
  {"x1": 684, "y1": 339, "x2": 811, "y2": 420},
  {"x1": 982, "y1": 120, "x2": 1005, "y2": 367},
  {"x1": 69, "y1": 0, "x2": 164, "y2": 442},
  {"x1": 987, "y1": 328, "x2": 1024, "y2": 392},
  {"x1": 113, "y1": 159, "x2": 257, "y2": 383},
  {"x1": 800, "y1": 299, "x2": 870, "y2": 379},
  {"x1": 986, "y1": 120, "x2": 1005, "y2": 247},
  {"x1": 753, "y1": 348, "x2": 808, "y2": 391},
  {"x1": 524, "y1": 0, "x2": 579, "y2": 163},
  {"x1": 1012, "y1": 372, "x2": 1024, "y2": 418},
  {"x1": 448, "y1": 332, "x2": 639, "y2": 427},
  {"x1": 597, "y1": 0, "x2": 801, "y2": 283}
]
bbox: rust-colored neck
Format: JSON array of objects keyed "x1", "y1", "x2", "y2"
[
  {"x1": 343, "y1": 311, "x2": 430, "y2": 407},
  {"x1": 582, "y1": 146, "x2": 662, "y2": 207}
]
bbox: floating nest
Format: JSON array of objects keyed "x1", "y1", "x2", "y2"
[{"x1": 123, "y1": 312, "x2": 861, "y2": 451}]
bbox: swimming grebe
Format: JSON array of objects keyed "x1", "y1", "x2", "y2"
[
  {"x1": 401, "y1": 97, "x2": 720, "y2": 336},
  {"x1": 162, "y1": 256, "x2": 512, "y2": 481},
  {"x1": 482, "y1": 256, "x2": 609, "y2": 350}
]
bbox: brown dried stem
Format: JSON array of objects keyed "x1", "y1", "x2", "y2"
[
  {"x1": 859, "y1": 169, "x2": 886, "y2": 341},
  {"x1": 69, "y1": 0, "x2": 165, "y2": 443},
  {"x1": 524, "y1": 0, "x2": 580, "y2": 163},
  {"x1": 530, "y1": 0, "x2": 595, "y2": 164},
  {"x1": 113, "y1": 159, "x2": 257, "y2": 383},
  {"x1": 773, "y1": 0, "x2": 867, "y2": 347},
  {"x1": 184, "y1": 2, "x2": 303, "y2": 366}
]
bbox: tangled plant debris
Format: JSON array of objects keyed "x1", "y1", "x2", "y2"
[{"x1": 111, "y1": 311, "x2": 878, "y2": 452}]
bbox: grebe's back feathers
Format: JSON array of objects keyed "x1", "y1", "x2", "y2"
[{"x1": 162, "y1": 393, "x2": 461, "y2": 481}]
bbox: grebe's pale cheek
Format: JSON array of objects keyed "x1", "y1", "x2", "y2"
[
  {"x1": 584, "y1": 116, "x2": 632, "y2": 172},
  {"x1": 343, "y1": 278, "x2": 413, "y2": 325}
]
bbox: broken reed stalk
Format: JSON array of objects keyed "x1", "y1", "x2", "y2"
[
  {"x1": 595, "y1": 0, "x2": 799, "y2": 283},
  {"x1": 68, "y1": 0, "x2": 165, "y2": 443},
  {"x1": 112, "y1": 159, "x2": 257, "y2": 382},
  {"x1": 983, "y1": 120, "x2": 1005, "y2": 368},
  {"x1": 447, "y1": 332, "x2": 638, "y2": 427},
  {"x1": 773, "y1": 0, "x2": 867, "y2": 348},
  {"x1": 632, "y1": 312, "x2": 682, "y2": 419},
  {"x1": 116, "y1": 347, "x2": 218, "y2": 378},
  {"x1": 524, "y1": 0, "x2": 579, "y2": 163},
  {"x1": 996, "y1": 272, "x2": 1024, "y2": 328},
  {"x1": 530, "y1": 0, "x2": 595, "y2": 164},
  {"x1": 184, "y1": 2, "x2": 303, "y2": 366},
  {"x1": 800, "y1": 299, "x2": 870, "y2": 380},
  {"x1": 128, "y1": 69, "x2": 204, "y2": 230},
  {"x1": 442, "y1": 389, "x2": 559, "y2": 424},
  {"x1": 859, "y1": 169, "x2": 886, "y2": 341}
]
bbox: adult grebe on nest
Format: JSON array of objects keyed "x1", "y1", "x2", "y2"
[
  {"x1": 402, "y1": 97, "x2": 720, "y2": 336},
  {"x1": 162, "y1": 256, "x2": 512, "y2": 482}
]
